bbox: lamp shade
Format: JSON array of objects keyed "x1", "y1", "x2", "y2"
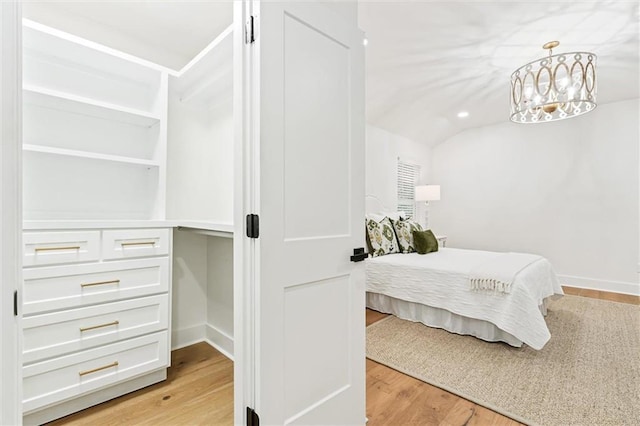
[{"x1": 415, "y1": 185, "x2": 440, "y2": 201}]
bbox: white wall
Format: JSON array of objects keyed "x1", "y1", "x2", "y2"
[
  {"x1": 172, "y1": 230, "x2": 234, "y2": 358},
  {"x1": 430, "y1": 99, "x2": 640, "y2": 295},
  {"x1": 171, "y1": 230, "x2": 208, "y2": 349},
  {"x1": 365, "y1": 124, "x2": 431, "y2": 213},
  {"x1": 166, "y1": 94, "x2": 234, "y2": 223},
  {"x1": 206, "y1": 237, "x2": 234, "y2": 357}
]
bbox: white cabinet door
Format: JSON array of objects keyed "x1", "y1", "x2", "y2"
[{"x1": 242, "y1": 2, "x2": 365, "y2": 424}]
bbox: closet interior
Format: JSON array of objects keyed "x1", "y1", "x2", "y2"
[{"x1": 21, "y1": 9, "x2": 235, "y2": 424}]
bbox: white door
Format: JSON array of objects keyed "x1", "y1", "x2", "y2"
[
  {"x1": 0, "y1": 1, "x2": 22, "y2": 424},
  {"x1": 237, "y1": 1, "x2": 366, "y2": 424}
]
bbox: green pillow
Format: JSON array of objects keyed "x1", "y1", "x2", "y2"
[{"x1": 413, "y1": 229, "x2": 439, "y2": 254}]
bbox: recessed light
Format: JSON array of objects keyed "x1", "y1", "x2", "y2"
[
  {"x1": 457, "y1": 111, "x2": 469, "y2": 118},
  {"x1": 363, "y1": 38, "x2": 369, "y2": 46}
]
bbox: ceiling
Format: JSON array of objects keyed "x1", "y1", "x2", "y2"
[
  {"x1": 23, "y1": 1, "x2": 233, "y2": 70},
  {"x1": 23, "y1": 1, "x2": 640, "y2": 146},
  {"x1": 360, "y1": 0, "x2": 639, "y2": 145}
]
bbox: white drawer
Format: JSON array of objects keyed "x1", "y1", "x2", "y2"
[
  {"x1": 23, "y1": 294, "x2": 169, "y2": 364},
  {"x1": 23, "y1": 231, "x2": 100, "y2": 267},
  {"x1": 102, "y1": 228, "x2": 170, "y2": 260},
  {"x1": 23, "y1": 257, "x2": 169, "y2": 315},
  {"x1": 23, "y1": 331, "x2": 168, "y2": 413}
]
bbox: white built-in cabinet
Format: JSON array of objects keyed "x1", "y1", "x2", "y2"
[
  {"x1": 22, "y1": 20, "x2": 168, "y2": 221},
  {"x1": 21, "y1": 17, "x2": 234, "y2": 424}
]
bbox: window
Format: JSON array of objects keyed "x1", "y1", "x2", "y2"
[{"x1": 397, "y1": 159, "x2": 420, "y2": 219}]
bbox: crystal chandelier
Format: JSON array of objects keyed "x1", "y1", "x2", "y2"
[{"x1": 510, "y1": 41, "x2": 597, "y2": 123}]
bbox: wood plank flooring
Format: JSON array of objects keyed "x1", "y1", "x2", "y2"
[{"x1": 49, "y1": 286, "x2": 637, "y2": 425}]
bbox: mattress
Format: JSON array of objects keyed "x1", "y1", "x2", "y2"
[{"x1": 366, "y1": 248, "x2": 564, "y2": 349}]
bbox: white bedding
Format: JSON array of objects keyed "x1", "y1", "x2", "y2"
[{"x1": 366, "y1": 247, "x2": 564, "y2": 349}]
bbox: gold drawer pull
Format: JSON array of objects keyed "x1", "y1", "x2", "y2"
[
  {"x1": 79, "y1": 361, "x2": 119, "y2": 377},
  {"x1": 121, "y1": 241, "x2": 156, "y2": 247},
  {"x1": 81, "y1": 279, "x2": 120, "y2": 288},
  {"x1": 34, "y1": 246, "x2": 80, "y2": 252},
  {"x1": 80, "y1": 320, "x2": 119, "y2": 333}
]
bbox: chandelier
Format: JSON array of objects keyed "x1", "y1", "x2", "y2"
[{"x1": 510, "y1": 41, "x2": 597, "y2": 123}]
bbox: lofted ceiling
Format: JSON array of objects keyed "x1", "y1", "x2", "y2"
[
  {"x1": 359, "y1": 0, "x2": 640, "y2": 145},
  {"x1": 23, "y1": 1, "x2": 640, "y2": 146}
]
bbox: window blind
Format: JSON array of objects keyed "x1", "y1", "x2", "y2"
[{"x1": 397, "y1": 160, "x2": 420, "y2": 219}]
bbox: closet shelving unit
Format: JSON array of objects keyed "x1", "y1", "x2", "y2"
[{"x1": 22, "y1": 19, "x2": 168, "y2": 221}]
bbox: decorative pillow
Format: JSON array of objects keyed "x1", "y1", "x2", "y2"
[
  {"x1": 392, "y1": 219, "x2": 423, "y2": 253},
  {"x1": 366, "y1": 211, "x2": 405, "y2": 223},
  {"x1": 366, "y1": 217, "x2": 400, "y2": 257},
  {"x1": 413, "y1": 229, "x2": 439, "y2": 254}
]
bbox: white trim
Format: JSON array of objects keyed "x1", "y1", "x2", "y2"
[
  {"x1": 22, "y1": 18, "x2": 175, "y2": 75},
  {"x1": 175, "y1": 24, "x2": 233, "y2": 78},
  {"x1": 234, "y1": 1, "x2": 254, "y2": 424},
  {"x1": 205, "y1": 324, "x2": 234, "y2": 361},
  {"x1": 559, "y1": 274, "x2": 640, "y2": 296},
  {"x1": 170, "y1": 323, "x2": 234, "y2": 361},
  {"x1": 171, "y1": 324, "x2": 206, "y2": 350},
  {"x1": 1, "y1": 2, "x2": 22, "y2": 424}
]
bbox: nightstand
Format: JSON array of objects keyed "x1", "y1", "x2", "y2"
[{"x1": 436, "y1": 235, "x2": 447, "y2": 247}]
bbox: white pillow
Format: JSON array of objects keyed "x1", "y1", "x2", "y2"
[
  {"x1": 382, "y1": 211, "x2": 405, "y2": 221},
  {"x1": 365, "y1": 212, "x2": 386, "y2": 222},
  {"x1": 366, "y1": 216, "x2": 400, "y2": 257},
  {"x1": 366, "y1": 211, "x2": 405, "y2": 222}
]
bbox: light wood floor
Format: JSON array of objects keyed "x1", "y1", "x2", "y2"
[{"x1": 49, "y1": 286, "x2": 638, "y2": 425}]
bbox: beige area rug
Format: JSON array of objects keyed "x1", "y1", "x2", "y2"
[{"x1": 366, "y1": 295, "x2": 640, "y2": 426}]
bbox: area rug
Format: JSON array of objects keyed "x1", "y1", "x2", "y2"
[{"x1": 366, "y1": 295, "x2": 640, "y2": 426}]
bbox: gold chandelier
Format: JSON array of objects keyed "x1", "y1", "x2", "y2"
[{"x1": 510, "y1": 41, "x2": 597, "y2": 123}]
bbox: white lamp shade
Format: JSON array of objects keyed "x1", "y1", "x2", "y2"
[{"x1": 415, "y1": 185, "x2": 440, "y2": 201}]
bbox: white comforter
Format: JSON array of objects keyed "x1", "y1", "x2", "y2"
[{"x1": 366, "y1": 248, "x2": 564, "y2": 349}]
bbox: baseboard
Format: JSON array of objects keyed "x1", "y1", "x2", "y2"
[
  {"x1": 172, "y1": 324, "x2": 206, "y2": 350},
  {"x1": 172, "y1": 323, "x2": 234, "y2": 360},
  {"x1": 558, "y1": 274, "x2": 640, "y2": 296},
  {"x1": 205, "y1": 323, "x2": 234, "y2": 361}
]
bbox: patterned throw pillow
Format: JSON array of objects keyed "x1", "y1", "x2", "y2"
[
  {"x1": 392, "y1": 219, "x2": 423, "y2": 253},
  {"x1": 366, "y1": 217, "x2": 400, "y2": 257}
]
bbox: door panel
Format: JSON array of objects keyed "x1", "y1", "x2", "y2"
[
  {"x1": 283, "y1": 13, "x2": 350, "y2": 241},
  {"x1": 251, "y1": 1, "x2": 365, "y2": 424},
  {"x1": 284, "y1": 276, "x2": 351, "y2": 419}
]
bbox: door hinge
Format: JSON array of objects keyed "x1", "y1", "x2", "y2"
[
  {"x1": 246, "y1": 407, "x2": 259, "y2": 426},
  {"x1": 245, "y1": 15, "x2": 256, "y2": 44},
  {"x1": 13, "y1": 290, "x2": 18, "y2": 316},
  {"x1": 246, "y1": 214, "x2": 259, "y2": 239}
]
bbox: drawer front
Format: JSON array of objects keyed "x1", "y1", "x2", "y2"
[
  {"x1": 23, "y1": 257, "x2": 169, "y2": 315},
  {"x1": 23, "y1": 294, "x2": 169, "y2": 364},
  {"x1": 24, "y1": 231, "x2": 100, "y2": 267},
  {"x1": 23, "y1": 331, "x2": 168, "y2": 413},
  {"x1": 102, "y1": 228, "x2": 170, "y2": 260}
]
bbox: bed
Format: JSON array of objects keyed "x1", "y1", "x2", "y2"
[{"x1": 366, "y1": 247, "x2": 564, "y2": 350}]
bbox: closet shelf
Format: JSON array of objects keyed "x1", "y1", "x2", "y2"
[
  {"x1": 23, "y1": 85, "x2": 161, "y2": 127},
  {"x1": 23, "y1": 144, "x2": 160, "y2": 168}
]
